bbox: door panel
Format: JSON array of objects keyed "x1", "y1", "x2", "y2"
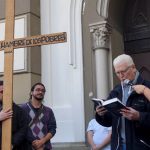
[{"x1": 123, "y1": 0, "x2": 150, "y2": 81}]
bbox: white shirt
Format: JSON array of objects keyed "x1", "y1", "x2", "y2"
[{"x1": 87, "y1": 119, "x2": 111, "y2": 150}]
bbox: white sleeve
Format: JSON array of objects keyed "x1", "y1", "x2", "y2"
[{"x1": 87, "y1": 119, "x2": 95, "y2": 132}]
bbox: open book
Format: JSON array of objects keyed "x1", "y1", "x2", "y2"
[{"x1": 92, "y1": 97, "x2": 128, "y2": 116}]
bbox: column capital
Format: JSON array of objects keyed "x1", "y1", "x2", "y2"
[{"x1": 89, "y1": 21, "x2": 112, "y2": 50}]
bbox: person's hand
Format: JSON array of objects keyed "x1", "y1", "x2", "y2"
[
  {"x1": 0, "y1": 109, "x2": 13, "y2": 121},
  {"x1": 96, "y1": 106, "x2": 107, "y2": 116},
  {"x1": 132, "y1": 85, "x2": 145, "y2": 94},
  {"x1": 32, "y1": 139, "x2": 44, "y2": 150},
  {"x1": 37, "y1": 148, "x2": 44, "y2": 150},
  {"x1": 120, "y1": 107, "x2": 140, "y2": 120},
  {"x1": 33, "y1": 147, "x2": 44, "y2": 150},
  {"x1": 91, "y1": 144, "x2": 99, "y2": 150}
]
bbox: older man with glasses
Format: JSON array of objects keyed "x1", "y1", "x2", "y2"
[{"x1": 95, "y1": 54, "x2": 150, "y2": 150}]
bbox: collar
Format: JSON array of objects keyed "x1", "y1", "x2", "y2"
[{"x1": 132, "y1": 71, "x2": 139, "y2": 85}]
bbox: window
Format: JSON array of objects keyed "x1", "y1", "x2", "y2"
[{"x1": 0, "y1": 15, "x2": 27, "y2": 73}]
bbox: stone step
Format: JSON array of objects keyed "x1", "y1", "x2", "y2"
[{"x1": 52, "y1": 142, "x2": 90, "y2": 150}]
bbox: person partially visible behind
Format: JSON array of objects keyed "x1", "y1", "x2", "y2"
[
  {"x1": 22, "y1": 82, "x2": 57, "y2": 150},
  {"x1": 0, "y1": 80, "x2": 28, "y2": 150},
  {"x1": 132, "y1": 84, "x2": 150, "y2": 101},
  {"x1": 87, "y1": 118, "x2": 111, "y2": 150}
]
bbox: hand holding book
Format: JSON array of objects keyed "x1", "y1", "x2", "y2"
[
  {"x1": 92, "y1": 97, "x2": 128, "y2": 117},
  {"x1": 120, "y1": 107, "x2": 140, "y2": 120},
  {"x1": 96, "y1": 106, "x2": 107, "y2": 116}
]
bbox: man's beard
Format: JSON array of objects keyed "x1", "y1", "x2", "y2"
[
  {"x1": 33, "y1": 94, "x2": 44, "y2": 101},
  {"x1": 36, "y1": 97, "x2": 43, "y2": 101}
]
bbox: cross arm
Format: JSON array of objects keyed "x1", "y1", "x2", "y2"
[{"x1": 0, "y1": 32, "x2": 67, "y2": 51}]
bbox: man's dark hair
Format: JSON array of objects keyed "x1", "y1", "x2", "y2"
[
  {"x1": 29, "y1": 82, "x2": 46, "y2": 100},
  {"x1": 0, "y1": 80, "x2": 3, "y2": 86}
]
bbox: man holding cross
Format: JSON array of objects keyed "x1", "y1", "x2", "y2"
[
  {"x1": 0, "y1": 80, "x2": 28, "y2": 150},
  {"x1": 0, "y1": 81, "x2": 12, "y2": 122}
]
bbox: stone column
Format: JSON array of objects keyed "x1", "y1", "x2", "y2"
[{"x1": 89, "y1": 21, "x2": 112, "y2": 98}]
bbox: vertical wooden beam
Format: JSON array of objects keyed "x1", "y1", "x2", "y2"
[{"x1": 2, "y1": 0, "x2": 15, "y2": 150}]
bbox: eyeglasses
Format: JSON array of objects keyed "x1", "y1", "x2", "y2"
[
  {"x1": 115, "y1": 66, "x2": 132, "y2": 76},
  {"x1": 34, "y1": 88, "x2": 46, "y2": 93}
]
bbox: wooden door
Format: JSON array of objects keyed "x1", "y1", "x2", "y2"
[{"x1": 123, "y1": 0, "x2": 150, "y2": 80}]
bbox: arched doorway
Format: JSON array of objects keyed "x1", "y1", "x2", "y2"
[{"x1": 124, "y1": 0, "x2": 150, "y2": 80}]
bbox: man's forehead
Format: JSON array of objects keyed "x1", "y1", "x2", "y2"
[
  {"x1": 35, "y1": 85, "x2": 44, "y2": 89},
  {"x1": 114, "y1": 62, "x2": 128, "y2": 69}
]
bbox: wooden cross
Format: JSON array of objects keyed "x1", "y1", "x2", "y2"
[{"x1": 0, "y1": 0, "x2": 67, "y2": 150}]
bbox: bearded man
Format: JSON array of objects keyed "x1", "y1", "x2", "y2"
[{"x1": 22, "y1": 83, "x2": 57, "y2": 150}]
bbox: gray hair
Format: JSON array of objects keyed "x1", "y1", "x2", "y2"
[{"x1": 113, "y1": 54, "x2": 134, "y2": 67}]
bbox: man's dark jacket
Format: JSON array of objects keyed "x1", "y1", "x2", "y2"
[
  {"x1": 0, "y1": 103, "x2": 28, "y2": 150},
  {"x1": 96, "y1": 75, "x2": 150, "y2": 150}
]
